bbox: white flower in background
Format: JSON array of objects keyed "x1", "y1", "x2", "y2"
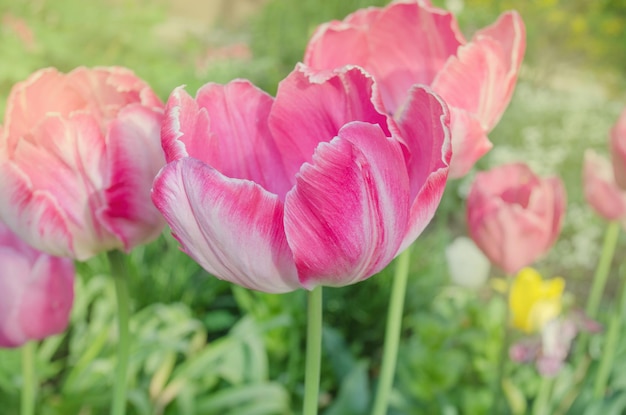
[{"x1": 445, "y1": 236, "x2": 490, "y2": 288}]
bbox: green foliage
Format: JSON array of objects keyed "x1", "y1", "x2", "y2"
[
  {"x1": 0, "y1": 270, "x2": 289, "y2": 415},
  {"x1": 395, "y1": 289, "x2": 506, "y2": 414}
]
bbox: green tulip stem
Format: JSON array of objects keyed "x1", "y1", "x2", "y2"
[
  {"x1": 371, "y1": 248, "x2": 412, "y2": 415},
  {"x1": 532, "y1": 376, "x2": 554, "y2": 415},
  {"x1": 586, "y1": 221, "x2": 620, "y2": 319},
  {"x1": 21, "y1": 341, "x2": 36, "y2": 415},
  {"x1": 492, "y1": 278, "x2": 511, "y2": 415},
  {"x1": 109, "y1": 250, "x2": 131, "y2": 415},
  {"x1": 303, "y1": 286, "x2": 323, "y2": 415},
  {"x1": 594, "y1": 263, "x2": 626, "y2": 398}
]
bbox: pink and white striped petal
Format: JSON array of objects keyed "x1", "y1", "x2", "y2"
[
  {"x1": 270, "y1": 65, "x2": 388, "y2": 181},
  {"x1": 284, "y1": 122, "x2": 409, "y2": 288},
  {"x1": 391, "y1": 86, "x2": 451, "y2": 249},
  {"x1": 100, "y1": 104, "x2": 166, "y2": 252},
  {"x1": 0, "y1": 163, "x2": 73, "y2": 257},
  {"x1": 162, "y1": 83, "x2": 291, "y2": 198},
  {"x1": 152, "y1": 158, "x2": 299, "y2": 293}
]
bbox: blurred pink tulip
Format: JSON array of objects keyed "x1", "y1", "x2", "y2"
[
  {"x1": 610, "y1": 108, "x2": 626, "y2": 189},
  {"x1": 152, "y1": 64, "x2": 451, "y2": 293},
  {"x1": 304, "y1": 0, "x2": 525, "y2": 178},
  {"x1": 466, "y1": 163, "x2": 565, "y2": 274},
  {"x1": 0, "y1": 67, "x2": 166, "y2": 260},
  {"x1": 0, "y1": 222, "x2": 74, "y2": 348},
  {"x1": 583, "y1": 150, "x2": 626, "y2": 222}
]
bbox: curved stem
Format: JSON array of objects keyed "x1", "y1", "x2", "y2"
[
  {"x1": 593, "y1": 264, "x2": 626, "y2": 398},
  {"x1": 109, "y1": 250, "x2": 131, "y2": 415},
  {"x1": 303, "y1": 286, "x2": 323, "y2": 415},
  {"x1": 21, "y1": 341, "x2": 36, "y2": 415},
  {"x1": 371, "y1": 248, "x2": 411, "y2": 415},
  {"x1": 586, "y1": 221, "x2": 620, "y2": 319}
]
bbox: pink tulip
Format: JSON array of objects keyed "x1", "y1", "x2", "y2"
[
  {"x1": 610, "y1": 108, "x2": 626, "y2": 189},
  {"x1": 466, "y1": 163, "x2": 565, "y2": 274},
  {"x1": 0, "y1": 222, "x2": 74, "y2": 348},
  {"x1": 152, "y1": 64, "x2": 451, "y2": 293},
  {"x1": 0, "y1": 67, "x2": 166, "y2": 260},
  {"x1": 304, "y1": 0, "x2": 525, "y2": 178},
  {"x1": 583, "y1": 150, "x2": 626, "y2": 222}
]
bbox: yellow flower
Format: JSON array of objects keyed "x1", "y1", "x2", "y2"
[{"x1": 509, "y1": 268, "x2": 565, "y2": 333}]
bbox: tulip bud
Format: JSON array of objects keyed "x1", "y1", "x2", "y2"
[
  {"x1": 610, "y1": 108, "x2": 626, "y2": 189},
  {"x1": 0, "y1": 223, "x2": 74, "y2": 348},
  {"x1": 582, "y1": 149, "x2": 626, "y2": 222},
  {"x1": 466, "y1": 163, "x2": 565, "y2": 274}
]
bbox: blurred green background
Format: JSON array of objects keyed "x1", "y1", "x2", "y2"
[{"x1": 0, "y1": 0, "x2": 626, "y2": 413}]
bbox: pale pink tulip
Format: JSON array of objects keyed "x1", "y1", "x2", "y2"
[
  {"x1": 304, "y1": 0, "x2": 525, "y2": 178},
  {"x1": 583, "y1": 150, "x2": 626, "y2": 222},
  {"x1": 0, "y1": 67, "x2": 166, "y2": 260},
  {"x1": 610, "y1": 108, "x2": 626, "y2": 189},
  {"x1": 0, "y1": 222, "x2": 74, "y2": 347},
  {"x1": 152, "y1": 64, "x2": 451, "y2": 293},
  {"x1": 466, "y1": 163, "x2": 565, "y2": 275}
]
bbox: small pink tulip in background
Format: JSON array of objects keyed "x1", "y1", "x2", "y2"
[
  {"x1": 304, "y1": 0, "x2": 525, "y2": 178},
  {"x1": 152, "y1": 64, "x2": 451, "y2": 293},
  {"x1": 610, "y1": 108, "x2": 626, "y2": 189},
  {"x1": 0, "y1": 67, "x2": 166, "y2": 260},
  {"x1": 0, "y1": 222, "x2": 74, "y2": 348},
  {"x1": 583, "y1": 149, "x2": 626, "y2": 223},
  {"x1": 466, "y1": 163, "x2": 566, "y2": 275}
]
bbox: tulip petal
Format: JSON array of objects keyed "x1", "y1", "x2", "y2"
[
  {"x1": 544, "y1": 177, "x2": 567, "y2": 250},
  {"x1": 392, "y1": 86, "x2": 451, "y2": 250},
  {"x1": 162, "y1": 83, "x2": 292, "y2": 198},
  {"x1": 0, "y1": 167, "x2": 73, "y2": 257},
  {"x1": 0, "y1": 249, "x2": 32, "y2": 347},
  {"x1": 3, "y1": 68, "x2": 87, "y2": 150},
  {"x1": 284, "y1": 121, "x2": 409, "y2": 288},
  {"x1": 195, "y1": 81, "x2": 292, "y2": 197},
  {"x1": 161, "y1": 86, "x2": 209, "y2": 161},
  {"x1": 270, "y1": 65, "x2": 389, "y2": 181},
  {"x1": 152, "y1": 158, "x2": 299, "y2": 293},
  {"x1": 447, "y1": 107, "x2": 492, "y2": 178},
  {"x1": 67, "y1": 67, "x2": 163, "y2": 120},
  {"x1": 19, "y1": 254, "x2": 74, "y2": 341},
  {"x1": 100, "y1": 104, "x2": 166, "y2": 252},
  {"x1": 432, "y1": 11, "x2": 525, "y2": 131},
  {"x1": 611, "y1": 108, "x2": 626, "y2": 189},
  {"x1": 304, "y1": 2, "x2": 464, "y2": 112}
]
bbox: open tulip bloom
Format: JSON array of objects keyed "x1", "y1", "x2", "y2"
[
  {"x1": 0, "y1": 67, "x2": 166, "y2": 261},
  {"x1": 304, "y1": 0, "x2": 525, "y2": 178},
  {"x1": 152, "y1": 64, "x2": 451, "y2": 293}
]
